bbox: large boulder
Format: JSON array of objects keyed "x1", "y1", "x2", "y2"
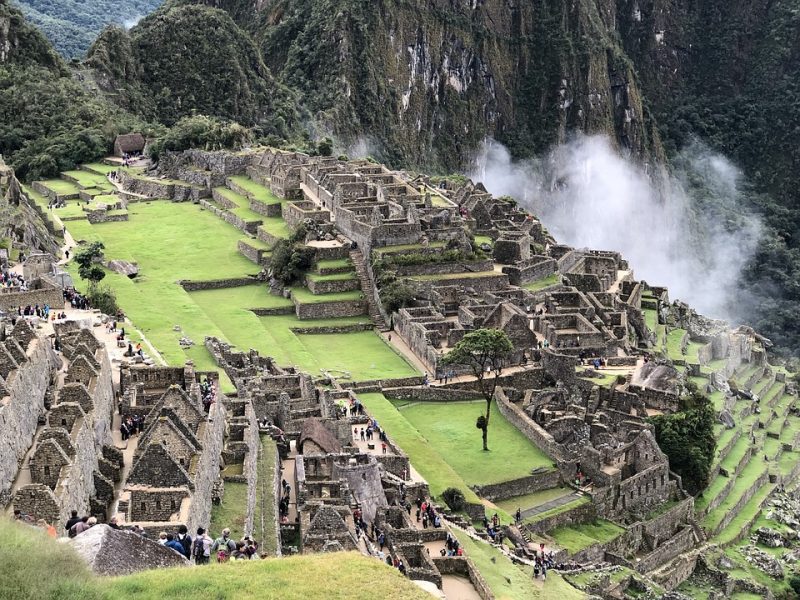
[
  {"x1": 106, "y1": 260, "x2": 138, "y2": 278},
  {"x1": 69, "y1": 524, "x2": 189, "y2": 575}
]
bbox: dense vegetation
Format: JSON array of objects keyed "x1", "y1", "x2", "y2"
[
  {"x1": 13, "y1": 0, "x2": 162, "y2": 58},
  {"x1": 650, "y1": 385, "x2": 717, "y2": 496},
  {"x1": 87, "y1": 4, "x2": 300, "y2": 137},
  {"x1": 0, "y1": 2, "x2": 150, "y2": 180}
]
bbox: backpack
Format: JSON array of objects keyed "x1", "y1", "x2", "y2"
[
  {"x1": 192, "y1": 537, "x2": 206, "y2": 559},
  {"x1": 179, "y1": 535, "x2": 192, "y2": 558}
]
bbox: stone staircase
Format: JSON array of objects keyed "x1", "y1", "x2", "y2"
[{"x1": 350, "y1": 249, "x2": 388, "y2": 331}]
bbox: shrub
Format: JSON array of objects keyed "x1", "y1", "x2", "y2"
[
  {"x1": 442, "y1": 487, "x2": 466, "y2": 512},
  {"x1": 87, "y1": 283, "x2": 119, "y2": 316},
  {"x1": 269, "y1": 240, "x2": 315, "y2": 285}
]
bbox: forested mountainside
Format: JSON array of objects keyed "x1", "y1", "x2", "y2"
[{"x1": 12, "y1": 0, "x2": 162, "y2": 58}]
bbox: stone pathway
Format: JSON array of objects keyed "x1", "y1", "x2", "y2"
[{"x1": 519, "y1": 492, "x2": 583, "y2": 520}]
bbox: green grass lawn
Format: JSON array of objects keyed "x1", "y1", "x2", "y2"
[
  {"x1": 666, "y1": 328, "x2": 687, "y2": 360},
  {"x1": 522, "y1": 273, "x2": 561, "y2": 291},
  {"x1": 66, "y1": 201, "x2": 411, "y2": 383},
  {"x1": 228, "y1": 175, "x2": 282, "y2": 204},
  {"x1": 210, "y1": 481, "x2": 248, "y2": 542},
  {"x1": 306, "y1": 272, "x2": 356, "y2": 282},
  {"x1": 451, "y1": 530, "x2": 585, "y2": 600},
  {"x1": 358, "y1": 392, "x2": 482, "y2": 504},
  {"x1": 391, "y1": 399, "x2": 555, "y2": 485},
  {"x1": 260, "y1": 216, "x2": 291, "y2": 239},
  {"x1": 63, "y1": 170, "x2": 112, "y2": 190},
  {"x1": 0, "y1": 518, "x2": 430, "y2": 600},
  {"x1": 548, "y1": 520, "x2": 625, "y2": 554},
  {"x1": 83, "y1": 162, "x2": 118, "y2": 175},
  {"x1": 316, "y1": 258, "x2": 351, "y2": 270},
  {"x1": 40, "y1": 178, "x2": 81, "y2": 196},
  {"x1": 372, "y1": 241, "x2": 446, "y2": 255},
  {"x1": 254, "y1": 435, "x2": 279, "y2": 555}
]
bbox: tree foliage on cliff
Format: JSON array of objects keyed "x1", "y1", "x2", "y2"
[
  {"x1": 0, "y1": 2, "x2": 149, "y2": 180},
  {"x1": 649, "y1": 387, "x2": 716, "y2": 496},
  {"x1": 87, "y1": 4, "x2": 300, "y2": 138},
  {"x1": 14, "y1": 0, "x2": 162, "y2": 58},
  {"x1": 147, "y1": 115, "x2": 252, "y2": 161}
]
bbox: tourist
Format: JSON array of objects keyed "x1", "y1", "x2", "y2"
[
  {"x1": 108, "y1": 516, "x2": 121, "y2": 530},
  {"x1": 165, "y1": 533, "x2": 185, "y2": 556},
  {"x1": 36, "y1": 519, "x2": 57, "y2": 538},
  {"x1": 381, "y1": 441, "x2": 387, "y2": 454},
  {"x1": 515, "y1": 507, "x2": 521, "y2": 524},
  {"x1": 192, "y1": 528, "x2": 212, "y2": 564},
  {"x1": 65, "y1": 510, "x2": 81, "y2": 533},
  {"x1": 212, "y1": 528, "x2": 237, "y2": 562},
  {"x1": 158, "y1": 531, "x2": 168, "y2": 545},
  {"x1": 70, "y1": 516, "x2": 96, "y2": 537},
  {"x1": 176, "y1": 524, "x2": 192, "y2": 558},
  {"x1": 398, "y1": 560, "x2": 406, "y2": 575}
]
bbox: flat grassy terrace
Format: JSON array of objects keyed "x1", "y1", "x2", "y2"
[
  {"x1": 548, "y1": 520, "x2": 625, "y2": 554},
  {"x1": 392, "y1": 399, "x2": 555, "y2": 485},
  {"x1": 83, "y1": 162, "x2": 118, "y2": 175},
  {"x1": 290, "y1": 287, "x2": 362, "y2": 304},
  {"x1": 212, "y1": 187, "x2": 264, "y2": 222},
  {"x1": 495, "y1": 487, "x2": 574, "y2": 513},
  {"x1": 228, "y1": 175, "x2": 282, "y2": 204},
  {"x1": 40, "y1": 178, "x2": 81, "y2": 196},
  {"x1": 62, "y1": 170, "x2": 113, "y2": 190},
  {"x1": 522, "y1": 273, "x2": 561, "y2": 291},
  {"x1": 209, "y1": 481, "x2": 248, "y2": 541},
  {"x1": 65, "y1": 200, "x2": 416, "y2": 386},
  {"x1": 358, "y1": 392, "x2": 482, "y2": 504},
  {"x1": 373, "y1": 241, "x2": 446, "y2": 255}
]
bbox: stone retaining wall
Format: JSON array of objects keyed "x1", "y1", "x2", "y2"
[
  {"x1": 294, "y1": 299, "x2": 366, "y2": 319},
  {"x1": 289, "y1": 323, "x2": 373, "y2": 334},
  {"x1": 306, "y1": 276, "x2": 360, "y2": 295},
  {"x1": 249, "y1": 199, "x2": 282, "y2": 218},
  {"x1": 432, "y1": 556, "x2": 493, "y2": 600},
  {"x1": 86, "y1": 211, "x2": 128, "y2": 224},
  {"x1": 636, "y1": 526, "x2": 696, "y2": 573},
  {"x1": 179, "y1": 277, "x2": 256, "y2": 292},
  {"x1": 382, "y1": 387, "x2": 474, "y2": 402},
  {"x1": 237, "y1": 240, "x2": 270, "y2": 266},
  {"x1": 523, "y1": 501, "x2": 597, "y2": 537},
  {"x1": 392, "y1": 259, "x2": 494, "y2": 277},
  {"x1": 472, "y1": 470, "x2": 561, "y2": 502},
  {"x1": 199, "y1": 198, "x2": 260, "y2": 234},
  {"x1": 494, "y1": 388, "x2": 564, "y2": 463},
  {"x1": 502, "y1": 257, "x2": 557, "y2": 286}
]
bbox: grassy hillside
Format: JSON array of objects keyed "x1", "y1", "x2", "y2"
[{"x1": 0, "y1": 518, "x2": 430, "y2": 600}]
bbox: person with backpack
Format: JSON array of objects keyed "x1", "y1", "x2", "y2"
[
  {"x1": 211, "y1": 528, "x2": 236, "y2": 562},
  {"x1": 192, "y1": 528, "x2": 212, "y2": 565},
  {"x1": 164, "y1": 533, "x2": 185, "y2": 556},
  {"x1": 176, "y1": 524, "x2": 192, "y2": 558}
]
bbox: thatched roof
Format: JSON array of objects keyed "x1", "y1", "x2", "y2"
[
  {"x1": 299, "y1": 417, "x2": 342, "y2": 455},
  {"x1": 114, "y1": 133, "x2": 145, "y2": 154}
]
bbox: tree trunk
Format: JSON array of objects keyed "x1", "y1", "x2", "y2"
[{"x1": 483, "y1": 398, "x2": 491, "y2": 451}]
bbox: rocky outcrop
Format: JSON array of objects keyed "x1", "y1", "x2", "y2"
[{"x1": 70, "y1": 524, "x2": 189, "y2": 575}]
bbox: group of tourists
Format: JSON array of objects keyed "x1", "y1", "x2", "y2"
[
  {"x1": 278, "y1": 478, "x2": 292, "y2": 523},
  {"x1": 18, "y1": 304, "x2": 50, "y2": 318},
  {"x1": 415, "y1": 496, "x2": 443, "y2": 529},
  {"x1": 200, "y1": 378, "x2": 215, "y2": 413},
  {"x1": 158, "y1": 525, "x2": 260, "y2": 563},
  {"x1": 1, "y1": 270, "x2": 26, "y2": 290},
  {"x1": 64, "y1": 287, "x2": 90, "y2": 310},
  {"x1": 531, "y1": 543, "x2": 556, "y2": 580},
  {"x1": 352, "y1": 418, "x2": 389, "y2": 454},
  {"x1": 482, "y1": 512, "x2": 504, "y2": 543},
  {"x1": 436, "y1": 531, "x2": 464, "y2": 557},
  {"x1": 119, "y1": 413, "x2": 144, "y2": 441}
]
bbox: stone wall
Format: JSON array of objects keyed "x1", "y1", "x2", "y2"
[
  {"x1": 382, "y1": 387, "x2": 475, "y2": 402},
  {"x1": 433, "y1": 557, "x2": 492, "y2": 600},
  {"x1": 306, "y1": 276, "x2": 360, "y2": 295},
  {"x1": 294, "y1": 299, "x2": 366, "y2": 319},
  {"x1": 636, "y1": 526, "x2": 696, "y2": 574},
  {"x1": 185, "y1": 399, "x2": 226, "y2": 534},
  {"x1": 523, "y1": 500, "x2": 597, "y2": 536},
  {"x1": 199, "y1": 198, "x2": 260, "y2": 234},
  {"x1": 502, "y1": 256, "x2": 558, "y2": 286},
  {"x1": 237, "y1": 240, "x2": 270, "y2": 266},
  {"x1": 494, "y1": 388, "x2": 565, "y2": 463},
  {"x1": 391, "y1": 259, "x2": 495, "y2": 277},
  {"x1": 179, "y1": 277, "x2": 257, "y2": 292},
  {"x1": 472, "y1": 470, "x2": 561, "y2": 502},
  {"x1": 86, "y1": 211, "x2": 128, "y2": 224},
  {"x1": 0, "y1": 337, "x2": 58, "y2": 504},
  {"x1": 0, "y1": 283, "x2": 65, "y2": 313}
]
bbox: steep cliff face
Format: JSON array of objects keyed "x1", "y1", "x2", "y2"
[
  {"x1": 180, "y1": 0, "x2": 663, "y2": 169},
  {"x1": 0, "y1": 0, "x2": 63, "y2": 71}
]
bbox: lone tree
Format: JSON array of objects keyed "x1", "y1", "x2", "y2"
[
  {"x1": 74, "y1": 242, "x2": 106, "y2": 287},
  {"x1": 442, "y1": 328, "x2": 513, "y2": 451}
]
